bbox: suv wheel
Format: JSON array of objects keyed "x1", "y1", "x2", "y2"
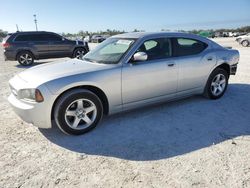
[
  {"x1": 204, "y1": 68, "x2": 229, "y2": 99},
  {"x1": 73, "y1": 48, "x2": 86, "y2": 60},
  {"x1": 241, "y1": 40, "x2": 249, "y2": 47},
  {"x1": 17, "y1": 51, "x2": 34, "y2": 66},
  {"x1": 54, "y1": 89, "x2": 103, "y2": 135}
]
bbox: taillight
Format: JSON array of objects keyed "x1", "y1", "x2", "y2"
[{"x1": 2, "y1": 42, "x2": 10, "y2": 48}]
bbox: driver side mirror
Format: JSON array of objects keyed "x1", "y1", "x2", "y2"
[{"x1": 132, "y1": 52, "x2": 148, "y2": 62}]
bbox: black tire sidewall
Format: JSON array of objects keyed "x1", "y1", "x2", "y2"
[
  {"x1": 73, "y1": 48, "x2": 86, "y2": 58},
  {"x1": 205, "y1": 68, "x2": 229, "y2": 99},
  {"x1": 241, "y1": 40, "x2": 249, "y2": 47},
  {"x1": 55, "y1": 90, "x2": 103, "y2": 135},
  {"x1": 17, "y1": 51, "x2": 34, "y2": 66}
]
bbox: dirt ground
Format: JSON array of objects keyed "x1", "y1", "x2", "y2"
[{"x1": 0, "y1": 38, "x2": 250, "y2": 188}]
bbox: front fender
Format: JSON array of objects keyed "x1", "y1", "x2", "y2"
[{"x1": 45, "y1": 69, "x2": 122, "y2": 114}]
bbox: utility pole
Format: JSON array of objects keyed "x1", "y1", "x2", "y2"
[
  {"x1": 33, "y1": 14, "x2": 38, "y2": 31},
  {"x1": 16, "y1": 24, "x2": 19, "y2": 32}
]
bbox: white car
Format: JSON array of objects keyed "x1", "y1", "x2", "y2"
[{"x1": 236, "y1": 33, "x2": 250, "y2": 47}]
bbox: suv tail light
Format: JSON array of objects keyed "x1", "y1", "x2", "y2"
[{"x1": 2, "y1": 42, "x2": 10, "y2": 48}]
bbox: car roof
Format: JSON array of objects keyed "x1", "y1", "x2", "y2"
[
  {"x1": 112, "y1": 32, "x2": 206, "y2": 40},
  {"x1": 111, "y1": 32, "x2": 219, "y2": 47},
  {"x1": 11, "y1": 31, "x2": 57, "y2": 35}
]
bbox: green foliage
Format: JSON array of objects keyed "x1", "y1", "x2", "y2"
[
  {"x1": 159, "y1": 26, "x2": 250, "y2": 35},
  {"x1": 188, "y1": 26, "x2": 250, "y2": 35},
  {"x1": 1, "y1": 25, "x2": 250, "y2": 41},
  {"x1": 61, "y1": 29, "x2": 126, "y2": 39}
]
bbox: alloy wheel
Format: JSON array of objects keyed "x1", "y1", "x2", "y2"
[
  {"x1": 64, "y1": 98, "x2": 97, "y2": 130},
  {"x1": 75, "y1": 49, "x2": 85, "y2": 60},
  {"x1": 210, "y1": 73, "x2": 226, "y2": 96},
  {"x1": 242, "y1": 40, "x2": 249, "y2": 47},
  {"x1": 19, "y1": 53, "x2": 33, "y2": 65}
]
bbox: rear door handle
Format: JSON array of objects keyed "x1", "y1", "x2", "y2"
[{"x1": 207, "y1": 57, "x2": 213, "y2": 61}]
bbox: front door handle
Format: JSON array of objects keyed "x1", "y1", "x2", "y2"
[{"x1": 168, "y1": 63, "x2": 175, "y2": 67}]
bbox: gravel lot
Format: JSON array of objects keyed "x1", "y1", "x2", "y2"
[{"x1": 0, "y1": 38, "x2": 250, "y2": 188}]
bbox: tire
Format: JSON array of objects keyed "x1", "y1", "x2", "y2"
[
  {"x1": 54, "y1": 89, "x2": 103, "y2": 135},
  {"x1": 241, "y1": 40, "x2": 249, "y2": 47},
  {"x1": 17, "y1": 51, "x2": 34, "y2": 66},
  {"x1": 73, "y1": 48, "x2": 86, "y2": 60},
  {"x1": 204, "y1": 68, "x2": 229, "y2": 100}
]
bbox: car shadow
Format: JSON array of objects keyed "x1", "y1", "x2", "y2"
[{"x1": 39, "y1": 83, "x2": 250, "y2": 161}]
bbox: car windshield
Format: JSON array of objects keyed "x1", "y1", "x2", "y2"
[{"x1": 83, "y1": 38, "x2": 135, "y2": 64}]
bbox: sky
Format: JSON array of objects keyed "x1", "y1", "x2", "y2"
[{"x1": 0, "y1": 0, "x2": 250, "y2": 33}]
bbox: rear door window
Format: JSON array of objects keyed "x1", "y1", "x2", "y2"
[
  {"x1": 15, "y1": 35, "x2": 31, "y2": 41},
  {"x1": 15, "y1": 34, "x2": 43, "y2": 42},
  {"x1": 174, "y1": 38, "x2": 208, "y2": 56}
]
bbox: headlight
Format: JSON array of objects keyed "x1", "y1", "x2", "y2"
[{"x1": 18, "y1": 89, "x2": 44, "y2": 102}]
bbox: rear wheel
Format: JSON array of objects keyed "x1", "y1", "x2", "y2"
[
  {"x1": 17, "y1": 51, "x2": 34, "y2": 66},
  {"x1": 73, "y1": 48, "x2": 86, "y2": 60},
  {"x1": 241, "y1": 40, "x2": 249, "y2": 47},
  {"x1": 54, "y1": 89, "x2": 103, "y2": 135},
  {"x1": 204, "y1": 68, "x2": 229, "y2": 99}
]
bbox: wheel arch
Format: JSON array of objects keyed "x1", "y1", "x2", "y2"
[
  {"x1": 204, "y1": 62, "x2": 230, "y2": 94},
  {"x1": 215, "y1": 63, "x2": 230, "y2": 77},
  {"x1": 51, "y1": 85, "x2": 109, "y2": 120},
  {"x1": 16, "y1": 49, "x2": 36, "y2": 60},
  {"x1": 72, "y1": 46, "x2": 88, "y2": 57}
]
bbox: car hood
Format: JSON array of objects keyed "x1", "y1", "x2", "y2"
[{"x1": 17, "y1": 59, "x2": 113, "y2": 87}]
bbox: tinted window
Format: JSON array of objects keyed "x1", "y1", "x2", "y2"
[
  {"x1": 136, "y1": 38, "x2": 172, "y2": 61},
  {"x1": 174, "y1": 38, "x2": 207, "y2": 56},
  {"x1": 15, "y1": 34, "x2": 43, "y2": 42},
  {"x1": 46, "y1": 34, "x2": 62, "y2": 41},
  {"x1": 15, "y1": 35, "x2": 37, "y2": 42}
]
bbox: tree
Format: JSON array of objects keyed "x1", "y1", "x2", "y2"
[
  {"x1": 0, "y1": 29, "x2": 8, "y2": 40},
  {"x1": 133, "y1": 29, "x2": 140, "y2": 32}
]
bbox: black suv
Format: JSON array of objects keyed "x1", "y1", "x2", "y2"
[{"x1": 2, "y1": 31, "x2": 89, "y2": 66}]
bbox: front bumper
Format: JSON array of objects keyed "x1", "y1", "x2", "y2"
[
  {"x1": 8, "y1": 76, "x2": 56, "y2": 129},
  {"x1": 8, "y1": 94, "x2": 52, "y2": 128}
]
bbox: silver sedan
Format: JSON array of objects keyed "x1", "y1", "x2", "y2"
[{"x1": 8, "y1": 32, "x2": 240, "y2": 135}]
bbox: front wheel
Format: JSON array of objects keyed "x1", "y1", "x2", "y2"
[
  {"x1": 73, "y1": 48, "x2": 86, "y2": 60},
  {"x1": 54, "y1": 89, "x2": 103, "y2": 135},
  {"x1": 204, "y1": 68, "x2": 229, "y2": 99}
]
